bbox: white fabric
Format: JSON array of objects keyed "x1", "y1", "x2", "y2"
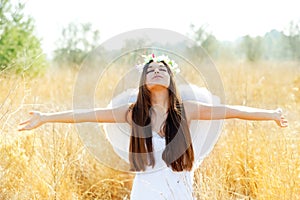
[
  {"x1": 104, "y1": 84, "x2": 222, "y2": 165},
  {"x1": 130, "y1": 131, "x2": 194, "y2": 200},
  {"x1": 103, "y1": 84, "x2": 223, "y2": 199}
]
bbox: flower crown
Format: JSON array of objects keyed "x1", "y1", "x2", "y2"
[{"x1": 136, "y1": 53, "x2": 180, "y2": 74}]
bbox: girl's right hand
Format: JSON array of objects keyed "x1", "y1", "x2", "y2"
[
  {"x1": 18, "y1": 111, "x2": 45, "y2": 131},
  {"x1": 273, "y1": 108, "x2": 288, "y2": 128}
]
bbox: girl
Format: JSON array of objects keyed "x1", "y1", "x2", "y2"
[{"x1": 19, "y1": 54, "x2": 288, "y2": 199}]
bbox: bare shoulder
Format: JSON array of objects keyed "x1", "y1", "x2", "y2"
[
  {"x1": 183, "y1": 100, "x2": 195, "y2": 108},
  {"x1": 108, "y1": 103, "x2": 133, "y2": 124},
  {"x1": 126, "y1": 103, "x2": 134, "y2": 125},
  {"x1": 183, "y1": 101, "x2": 198, "y2": 121},
  {"x1": 183, "y1": 100, "x2": 211, "y2": 120}
]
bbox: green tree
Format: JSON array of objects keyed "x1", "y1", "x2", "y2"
[
  {"x1": 188, "y1": 24, "x2": 220, "y2": 59},
  {"x1": 239, "y1": 35, "x2": 263, "y2": 62},
  {"x1": 201, "y1": 35, "x2": 219, "y2": 58},
  {"x1": 0, "y1": 0, "x2": 47, "y2": 75},
  {"x1": 287, "y1": 20, "x2": 300, "y2": 60},
  {"x1": 53, "y1": 22, "x2": 100, "y2": 68}
]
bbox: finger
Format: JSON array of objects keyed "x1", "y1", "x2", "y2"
[
  {"x1": 18, "y1": 126, "x2": 27, "y2": 131},
  {"x1": 20, "y1": 124, "x2": 32, "y2": 131},
  {"x1": 18, "y1": 127, "x2": 28, "y2": 131},
  {"x1": 19, "y1": 119, "x2": 30, "y2": 125},
  {"x1": 283, "y1": 117, "x2": 287, "y2": 121},
  {"x1": 281, "y1": 121, "x2": 288, "y2": 127}
]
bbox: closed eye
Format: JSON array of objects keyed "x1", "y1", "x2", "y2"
[
  {"x1": 147, "y1": 66, "x2": 167, "y2": 74},
  {"x1": 146, "y1": 69, "x2": 154, "y2": 74}
]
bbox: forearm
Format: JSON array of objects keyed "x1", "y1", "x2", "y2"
[
  {"x1": 41, "y1": 109, "x2": 99, "y2": 123},
  {"x1": 18, "y1": 105, "x2": 130, "y2": 131},
  {"x1": 225, "y1": 105, "x2": 276, "y2": 121},
  {"x1": 41, "y1": 106, "x2": 128, "y2": 124},
  {"x1": 186, "y1": 101, "x2": 286, "y2": 127}
]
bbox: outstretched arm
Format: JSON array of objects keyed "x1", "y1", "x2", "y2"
[
  {"x1": 18, "y1": 104, "x2": 132, "y2": 131},
  {"x1": 184, "y1": 101, "x2": 288, "y2": 127}
]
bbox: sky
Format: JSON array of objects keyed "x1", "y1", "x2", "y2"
[{"x1": 23, "y1": 0, "x2": 300, "y2": 57}]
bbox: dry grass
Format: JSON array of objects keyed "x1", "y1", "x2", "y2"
[{"x1": 1, "y1": 60, "x2": 299, "y2": 199}]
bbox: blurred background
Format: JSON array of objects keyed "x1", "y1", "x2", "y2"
[
  {"x1": 0, "y1": 0, "x2": 299, "y2": 199},
  {"x1": 1, "y1": 0, "x2": 300, "y2": 72}
]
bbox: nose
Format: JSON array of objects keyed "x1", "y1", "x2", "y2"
[{"x1": 154, "y1": 68, "x2": 159, "y2": 74}]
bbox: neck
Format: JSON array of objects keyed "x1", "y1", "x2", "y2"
[{"x1": 150, "y1": 88, "x2": 169, "y2": 112}]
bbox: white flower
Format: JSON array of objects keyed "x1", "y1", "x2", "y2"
[
  {"x1": 135, "y1": 64, "x2": 144, "y2": 73},
  {"x1": 137, "y1": 54, "x2": 180, "y2": 74}
]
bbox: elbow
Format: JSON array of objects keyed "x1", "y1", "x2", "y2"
[{"x1": 225, "y1": 107, "x2": 239, "y2": 119}]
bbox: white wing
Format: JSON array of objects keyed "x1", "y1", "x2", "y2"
[
  {"x1": 103, "y1": 84, "x2": 223, "y2": 167},
  {"x1": 103, "y1": 88, "x2": 138, "y2": 163},
  {"x1": 178, "y1": 84, "x2": 223, "y2": 168}
]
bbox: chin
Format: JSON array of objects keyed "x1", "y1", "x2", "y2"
[{"x1": 147, "y1": 83, "x2": 169, "y2": 91}]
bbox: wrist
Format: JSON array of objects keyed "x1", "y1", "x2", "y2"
[
  {"x1": 40, "y1": 113, "x2": 48, "y2": 123},
  {"x1": 271, "y1": 109, "x2": 281, "y2": 120},
  {"x1": 272, "y1": 111, "x2": 277, "y2": 120}
]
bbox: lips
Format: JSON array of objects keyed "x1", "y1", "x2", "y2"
[{"x1": 152, "y1": 75, "x2": 163, "y2": 79}]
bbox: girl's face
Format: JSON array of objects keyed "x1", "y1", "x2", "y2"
[{"x1": 145, "y1": 62, "x2": 170, "y2": 90}]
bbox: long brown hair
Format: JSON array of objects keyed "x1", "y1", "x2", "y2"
[{"x1": 129, "y1": 60, "x2": 194, "y2": 172}]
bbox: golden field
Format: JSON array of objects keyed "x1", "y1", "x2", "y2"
[{"x1": 0, "y1": 60, "x2": 299, "y2": 199}]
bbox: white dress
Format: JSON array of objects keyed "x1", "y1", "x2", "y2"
[
  {"x1": 103, "y1": 84, "x2": 223, "y2": 200},
  {"x1": 130, "y1": 131, "x2": 194, "y2": 200}
]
